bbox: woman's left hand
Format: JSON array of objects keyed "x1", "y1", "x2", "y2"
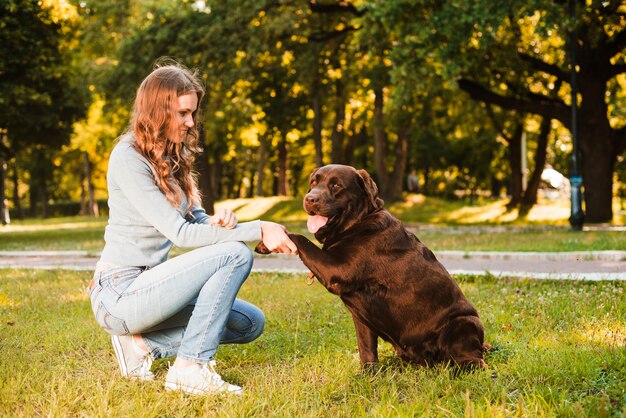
[{"x1": 209, "y1": 208, "x2": 238, "y2": 229}]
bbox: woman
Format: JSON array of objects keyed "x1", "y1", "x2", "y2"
[{"x1": 88, "y1": 63, "x2": 297, "y2": 396}]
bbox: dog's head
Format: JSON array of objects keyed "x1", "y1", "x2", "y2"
[{"x1": 304, "y1": 164, "x2": 384, "y2": 244}]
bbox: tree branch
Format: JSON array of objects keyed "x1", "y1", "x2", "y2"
[
  {"x1": 308, "y1": 25, "x2": 359, "y2": 42},
  {"x1": 616, "y1": 126, "x2": 626, "y2": 156},
  {"x1": 308, "y1": 1, "x2": 367, "y2": 17},
  {"x1": 608, "y1": 63, "x2": 626, "y2": 79},
  {"x1": 518, "y1": 52, "x2": 568, "y2": 82},
  {"x1": 457, "y1": 78, "x2": 570, "y2": 127},
  {"x1": 605, "y1": 27, "x2": 626, "y2": 59}
]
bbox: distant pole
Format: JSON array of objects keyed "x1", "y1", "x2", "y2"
[{"x1": 568, "y1": 0, "x2": 584, "y2": 230}]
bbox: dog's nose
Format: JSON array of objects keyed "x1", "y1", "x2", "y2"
[{"x1": 305, "y1": 194, "x2": 319, "y2": 205}]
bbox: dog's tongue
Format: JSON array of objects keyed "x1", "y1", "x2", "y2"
[{"x1": 307, "y1": 215, "x2": 329, "y2": 234}]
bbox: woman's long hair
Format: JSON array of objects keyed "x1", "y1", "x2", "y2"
[{"x1": 129, "y1": 63, "x2": 205, "y2": 212}]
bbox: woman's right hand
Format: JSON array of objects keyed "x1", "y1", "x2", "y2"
[{"x1": 260, "y1": 221, "x2": 298, "y2": 255}]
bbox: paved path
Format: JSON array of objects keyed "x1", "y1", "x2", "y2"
[{"x1": 0, "y1": 250, "x2": 624, "y2": 280}]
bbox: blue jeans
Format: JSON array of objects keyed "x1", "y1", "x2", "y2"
[{"x1": 89, "y1": 242, "x2": 264, "y2": 364}]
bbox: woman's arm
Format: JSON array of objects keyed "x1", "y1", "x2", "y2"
[{"x1": 110, "y1": 149, "x2": 260, "y2": 247}]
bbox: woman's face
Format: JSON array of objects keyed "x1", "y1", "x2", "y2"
[{"x1": 168, "y1": 93, "x2": 198, "y2": 143}]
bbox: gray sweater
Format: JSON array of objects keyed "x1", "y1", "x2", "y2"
[{"x1": 98, "y1": 134, "x2": 262, "y2": 267}]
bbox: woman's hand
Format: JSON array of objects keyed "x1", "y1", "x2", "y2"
[
  {"x1": 209, "y1": 208, "x2": 238, "y2": 229},
  {"x1": 260, "y1": 221, "x2": 298, "y2": 255}
]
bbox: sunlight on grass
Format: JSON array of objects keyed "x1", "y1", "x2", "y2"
[
  {"x1": 434, "y1": 200, "x2": 517, "y2": 224},
  {"x1": 575, "y1": 320, "x2": 626, "y2": 348},
  {"x1": 216, "y1": 196, "x2": 293, "y2": 221},
  {"x1": 0, "y1": 292, "x2": 18, "y2": 308},
  {"x1": 0, "y1": 220, "x2": 107, "y2": 233},
  {"x1": 526, "y1": 199, "x2": 572, "y2": 223}
]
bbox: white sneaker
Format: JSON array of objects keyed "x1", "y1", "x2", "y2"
[
  {"x1": 111, "y1": 335, "x2": 154, "y2": 381},
  {"x1": 164, "y1": 360, "x2": 243, "y2": 396}
]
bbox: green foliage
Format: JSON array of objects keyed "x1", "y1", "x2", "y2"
[
  {"x1": 0, "y1": 0, "x2": 87, "y2": 151},
  {"x1": 1, "y1": 270, "x2": 624, "y2": 416},
  {"x1": 3, "y1": 0, "x2": 625, "y2": 221}
]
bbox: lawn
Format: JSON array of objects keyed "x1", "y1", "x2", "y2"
[
  {"x1": 0, "y1": 270, "x2": 624, "y2": 416},
  {"x1": 1, "y1": 195, "x2": 624, "y2": 416}
]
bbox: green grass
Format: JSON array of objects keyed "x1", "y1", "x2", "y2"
[{"x1": 1, "y1": 270, "x2": 624, "y2": 416}]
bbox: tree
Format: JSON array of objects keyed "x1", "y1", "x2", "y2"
[
  {"x1": 67, "y1": 95, "x2": 121, "y2": 216},
  {"x1": 0, "y1": 0, "x2": 87, "y2": 218},
  {"x1": 429, "y1": 0, "x2": 626, "y2": 222}
]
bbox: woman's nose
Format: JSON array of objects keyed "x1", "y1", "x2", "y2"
[{"x1": 185, "y1": 116, "x2": 194, "y2": 127}]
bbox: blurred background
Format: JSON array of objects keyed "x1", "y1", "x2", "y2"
[{"x1": 1, "y1": 0, "x2": 625, "y2": 225}]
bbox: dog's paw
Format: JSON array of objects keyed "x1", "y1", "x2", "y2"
[{"x1": 254, "y1": 241, "x2": 271, "y2": 254}]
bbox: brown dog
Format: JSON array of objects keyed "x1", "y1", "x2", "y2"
[{"x1": 257, "y1": 164, "x2": 487, "y2": 369}]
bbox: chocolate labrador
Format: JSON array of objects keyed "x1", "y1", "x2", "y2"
[{"x1": 257, "y1": 164, "x2": 487, "y2": 369}]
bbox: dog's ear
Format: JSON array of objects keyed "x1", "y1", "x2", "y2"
[
  {"x1": 357, "y1": 169, "x2": 384, "y2": 210},
  {"x1": 308, "y1": 167, "x2": 320, "y2": 189}
]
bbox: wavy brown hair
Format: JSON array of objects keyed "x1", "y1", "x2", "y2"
[{"x1": 128, "y1": 63, "x2": 205, "y2": 212}]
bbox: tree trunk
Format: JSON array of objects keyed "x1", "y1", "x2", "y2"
[
  {"x1": 578, "y1": 75, "x2": 616, "y2": 223},
  {"x1": 41, "y1": 176, "x2": 49, "y2": 218},
  {"x1": 223, "y1": 158, "x2": 237, "y2": 199},
  {"x1": 196, "y1": 135, "x2": 215, "y2": 214},
  {"x1": 580, "y1": 123, "x2": 615, "y2": 223},
  {"x1": 277, "y1": 137, "x2": 289, "y2": 196},
  {"x1": 507, "y1": 123, "x2": 524, "y2": 208},
  {"x1": 521, "y1": 117, "x2": 551, "y2": 213},
  {"x1": 373, "y1": 86, "x2": 388, "y2": 194},
  {"x1": 386, "y1": 126, "x2": 410, "y2": 202},
  {"x1": 247, "y1": 166, "x2": 255, "y2": 198},
  {"x1": 28, "y1": 185, "x2": 37, "y2": 217},
  {"x1": 330, "y1": 79, "x2": 346, "y2": 164},
  {"x1": 312, "y1": 83, "x2": 324, "y2": 168},
  {"x1": 79, "y1": 164, "x2": 87, "y2": 216},
  {"x1": 255, "y1": 138, "x2": 268, "y2": 197},
  {"x1": 0, "y1": 159, "x2": 9, "y2": 225},
  {"x1": 11, "y1": 162, "x2": 22, "y2": 220},
  {"x1": 84, "y1": 152, "x2": 99, "y2": 217},
  {"x1": 423, "y1": 167, "x2": 430, "y2": 195}
]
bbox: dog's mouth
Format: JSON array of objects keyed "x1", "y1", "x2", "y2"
[{"x1": 306, "y1": 214, "x2": 329, "y2": 234}]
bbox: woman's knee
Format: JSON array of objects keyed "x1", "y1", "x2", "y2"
[
  {"x1": 249, "y1": 307, "x2": 265, "y2": 341},
  {"x1": 232, "y1": 241, "x2": 254, "y2": 266},
  {"x1": 226, "y1": 299, "x2": 265, "y2": 343}
]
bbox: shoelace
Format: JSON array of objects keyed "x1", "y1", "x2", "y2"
[
  {"x1": 134, "y1": 356, "x2": 153, "y2": 376},
  {"x1": 200, "y1": 362, "x2": 226, "y2": 387}
]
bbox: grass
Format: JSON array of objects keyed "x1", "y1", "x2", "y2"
[
  {"x1": 0, "y1": 270, "x2": 624, "y2": 416},
  {"x1": 1, "y1": 195, "x2": 625, "y2": 252}
]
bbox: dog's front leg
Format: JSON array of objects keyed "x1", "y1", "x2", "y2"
[
  {"x1": 350, "y1": 311, "x2": 378, "y2": 366},
  {"x1": 287, "y1": 233, "x2": 346, "y2": 295}
]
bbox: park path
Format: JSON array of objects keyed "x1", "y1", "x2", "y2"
[{"x1": 0, "y1": 250, "x2": 623, "y2": 280}]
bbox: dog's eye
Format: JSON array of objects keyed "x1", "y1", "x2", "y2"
[{"x1": 331, "y1": 183, "x2": 342, "y2": 191}]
